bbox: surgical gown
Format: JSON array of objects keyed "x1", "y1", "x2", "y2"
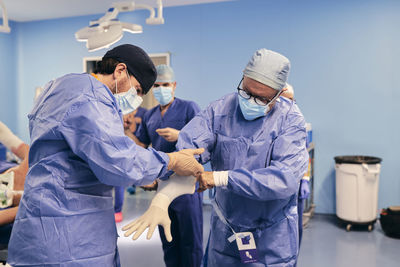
[
  {"x1": 177, "y1": 93, "x2": 308, "y2": 267},
  {"x1": 136, "y1": 98, "x2": 203, "y2": 267},
  {"x1": 7, "y1": 73, "x2": 170, "y2": 267}
]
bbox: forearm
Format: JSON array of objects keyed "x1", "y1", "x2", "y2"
[
  {"x1": 227, "y1": 158, "x2": 308, "y2": 201},
  {"x1": 0, "y1": 207, "x2": 18, "y2": 226},
  {"x1": 11, "y1": 143, "x2": 29, "y2": 161}
]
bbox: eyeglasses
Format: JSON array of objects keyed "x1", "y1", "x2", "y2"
[{"x1": 237, "y1": 78, "x2": 280, "y2": 106}]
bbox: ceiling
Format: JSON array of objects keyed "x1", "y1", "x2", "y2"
[{"x1": 1, "y1": 0, "x2": 232, "y2": 22}]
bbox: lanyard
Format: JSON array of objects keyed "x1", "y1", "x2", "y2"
[{"x1": 211, "y1": 199, "x2": 237, "y2": 243}]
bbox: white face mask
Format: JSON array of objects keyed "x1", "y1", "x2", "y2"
[{"x1": 114, "y1": 71, "x2": 143, "y2": 115}]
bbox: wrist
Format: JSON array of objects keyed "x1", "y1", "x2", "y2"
[
  {"x1": 213, "y1": 171, "x2": 229, "y2": 187},
  {"x1": 150, "y1": 193, "x2": 171, "y2": 211}
]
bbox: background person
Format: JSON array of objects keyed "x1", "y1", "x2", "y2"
[{"x1": 135, "y1": 64, "x2": 203, "y2": 267}]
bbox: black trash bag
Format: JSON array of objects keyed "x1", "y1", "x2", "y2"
[{"x1": 380, "y1": 206, "x2": 400, "y2": 239}]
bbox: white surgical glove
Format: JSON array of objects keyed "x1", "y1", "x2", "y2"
[
  {"x1": 122, "y1": 174, "x2": 196, "y2": 242},
  {"x1": 0, "y1": 121, "x2": 23, "y2": 151}
]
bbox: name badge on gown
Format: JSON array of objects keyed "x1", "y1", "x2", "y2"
[{"x1": 229, "y1": 232, "x2": 258, "y2": 263}]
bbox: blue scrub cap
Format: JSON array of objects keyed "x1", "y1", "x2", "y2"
[
  {"x1": 243, "y1": 49, "x2": 290, "y2": 90},
  {"x1": 156, "y1": 64, "x2": 175, "y2": 83}
]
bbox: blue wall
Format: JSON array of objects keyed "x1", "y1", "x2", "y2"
[
  {"x1": 5, "y1": 0, "x2": 400, "y2": 214},
  {"x1": 0, "y1": 20, "x2": 17, "y2": 132}
]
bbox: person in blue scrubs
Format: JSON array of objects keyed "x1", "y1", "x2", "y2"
[
  {"x1": 177, "y1": 49, "x2": 309, "y2": 266},
  {"x1": 7, "y1": 44, "x2": 204, "y2": 267},
  {"x1": 136, "y1": 65, "x2": 203, "y2": 267},
  {"x1": 114, "y1": 95, "x2": 148, "y2": 222}
]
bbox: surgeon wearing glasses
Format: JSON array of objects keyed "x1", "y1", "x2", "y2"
[{"x1": 177, "y1": 49, "x2": 309, "y2": 266}]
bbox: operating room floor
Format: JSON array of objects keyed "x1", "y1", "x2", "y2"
[{"x1": 116, "y1": 191, "x2": 400, "y2": 267}]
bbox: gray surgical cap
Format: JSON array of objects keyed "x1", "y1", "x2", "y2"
[
  {"x1": 243, "y1": 49, "x2": 290, "y2": 90},
  {"x1": 156, "y1": 64, "x2": 175, "y2": 83}
]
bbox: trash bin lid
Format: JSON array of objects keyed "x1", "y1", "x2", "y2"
[{"x1": 334, "y1": 155, "x2": 382, "y2": 164}]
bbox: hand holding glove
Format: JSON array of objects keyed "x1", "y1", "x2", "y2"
[
  {"x1": 167, "y1": 148, "x2": 204, "y2": 177},
  {"x1": 122, "y1": 174, "x2": 196, "y2": 242},
  {"x1": 140, "y1": 180, "x2": 158, "y2": 191}
]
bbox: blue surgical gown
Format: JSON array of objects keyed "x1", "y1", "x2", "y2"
[
  {"x1": 136, "y1": 98, "x2": 204, "y2": 267},
  {"x1": 0, "y1": 159, "x2": 17, "y2": 173},
  {"x1": 7, "y1": 73, "x2": 170, "y2": 267},
  {"x1": 177, "y1": 93, "x2": 309, "y2": 267}
]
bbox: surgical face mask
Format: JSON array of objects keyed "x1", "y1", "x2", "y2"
[
  {"x1": 238, "y1": 92, "x2": 281, "y2": 121},
  {"x1": 238, "y1": 95, "x2": 269, "y2": 120},
  {"x1": 114, "y1": 72, "x2": 143, "y2": 115},
  {"x1": 153, "y1": 86, "x2": 173, "y2": 106},
  {"x1": 0, "y1": 171, "x2": 23, "y2": 208}
]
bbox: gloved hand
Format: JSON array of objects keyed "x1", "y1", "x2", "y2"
[
  {"x1": 122, "y1": 193, "x2": 172, "y2": 241},
  {"x1": 122, "y1": 174, "x2": 196, "y2": 242},
  {"x1": 299, "y1": 179, "x2": 310, "y2": 199},
  {"x1": 167, "y1": 148, "x2": 205, "y2": 177}
]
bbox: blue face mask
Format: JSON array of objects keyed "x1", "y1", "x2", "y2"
[
  {"x1": 153, "y1": 86, "x2": 173, "y2": 106},
  {"x1": 238, "y1": 94, "x2": 269, "y2": 120},
  {"x1": 114, "y1": 72, "x2": 143, "y2": 115}
]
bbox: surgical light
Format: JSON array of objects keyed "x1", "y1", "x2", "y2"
[{"x1": 75, "y1": 1, "x2": 164, "y2": 52}]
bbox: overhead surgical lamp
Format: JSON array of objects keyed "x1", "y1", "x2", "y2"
[
  {"x1": 75, "y1": 0, "x2": 164, "y2": 52},
  {"x1": 0, "y1": 0, "x2": 11, "y2": 33}
]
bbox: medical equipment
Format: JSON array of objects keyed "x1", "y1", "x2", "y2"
[
  {"x1": 75, "y1": 0, "x2": 164, "y2": 52},
  {"x1": 0, "y1": 172, "x2": 23, "y2": 208},
  {"x1": 0, "y1": 0, "x2": 10, "y2": 33}
]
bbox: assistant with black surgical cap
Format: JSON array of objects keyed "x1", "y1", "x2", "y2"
[{"x1": 7, "y1": 44, "x2": 204, "y2": 267}]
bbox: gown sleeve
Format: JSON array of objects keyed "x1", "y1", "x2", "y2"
[{"x1": 59, "y1": 99, "x2": 170, "y2": 187}]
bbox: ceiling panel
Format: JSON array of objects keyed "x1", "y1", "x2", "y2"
[{"x1": 1, "y1": 0, "x2": 232, "y2": 22}]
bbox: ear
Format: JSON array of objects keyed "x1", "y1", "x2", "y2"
[
  {"x1": 113, "y1": 63, "x2": 127, "y2": 80},
  {"x1": 172, "y1": 82, "x2": 177, "y2": 91}
]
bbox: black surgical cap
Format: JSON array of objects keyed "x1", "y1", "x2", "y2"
[{"x1": 103, "y1": 44, "x2": 156, "y2": 94}]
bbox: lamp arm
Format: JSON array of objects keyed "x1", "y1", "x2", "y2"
[{"x1": 0, "y1": 0, "x2": 11, "y2": 33}]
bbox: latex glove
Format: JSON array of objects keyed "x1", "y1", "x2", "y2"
[
  {"x1": 122, "y1": 174, "x2": 196, "y2": 242},
  {"x1": 140, "y1": 180, "x2": 158, "y2": 191},
  {"x1": 197, "y1": 171, "x2": 216, "y2": 192},
  {"x1": 167, "y1": 148, "x2": 205, "y2": 177},
  {"x1": 299, "y1": 179, "x2": 310, "y2": 199},
  {"x1": 156, "y1": 127, "x2": 180, "y2": 142},
  {"x1": 122, "y1": 194, "x2": 172, "y2": 241}
]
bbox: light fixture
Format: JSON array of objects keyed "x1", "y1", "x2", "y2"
[
  {"x1": 0, "y1": 0, "x2": 10, "y2": 33},
  {"x1": 75, "y1": 1, "x2": 164, "y2": 52}
]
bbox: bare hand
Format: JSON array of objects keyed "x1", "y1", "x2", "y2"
[
  {"x1": 197, "y1": 171, "x2": 215, "y2": 192},
  {"x1": 156, "y1": 128, "x2": 180, "y2": 142},
  {"x1": 140, "y1": 180, "x2": 158, "y2": 191}
]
